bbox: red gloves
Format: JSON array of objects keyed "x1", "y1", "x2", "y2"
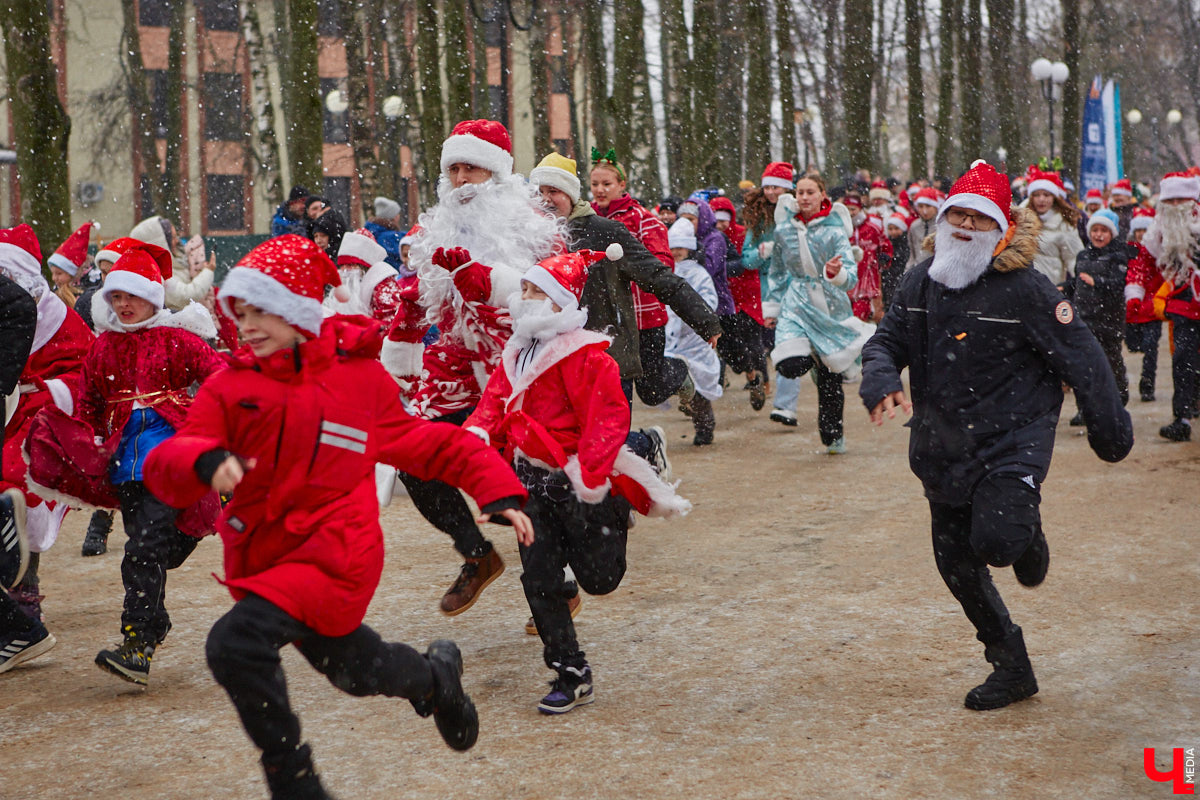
[
  {"x1": 430, "y1": 246, "x2": 494, "y2": 304},
  {"x1": 431, "y1": 247, "x2": 473, "y2": 271}
]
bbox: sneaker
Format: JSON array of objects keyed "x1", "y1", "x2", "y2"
[
  {"x1": 9, "y1": 583, "x2": 44, "y2": 623},
  {"x1": 1013, "y1": 524, "x2": 1049, "y2": 587},
  {"x1": 644, "y1": 426, "x2": 672, "y2": 482},
  {"x1": 423, "y1": 640, "x2": 478, "y2": 751},
  {"x1": 0, "y1": 489, "x2": 29, "y2": 591},
  {"x1": 1068, "y1": 412, "x2": 1084, "y2": 427},
  {"x1": 769, "y1": 409, "x2": 798, "y2": 427},
  {"x1": 677, "y1": 375, "x2": 696, "y2": 418},
  {"x1": 748, "y1": 374, "x2": 767, "y2": 411},
  {"x1": 827, "y1": 437, "x2": 847, "y2": 455},
  {"x1": 95, "y1": 626, "x2": 155, "y2": 685},
  {"x1": 1159, "y1": 418, "x2": 1192, "y2": 442},
  {"x1": 439, "y1": 548, "x2": 504, "y2": 616},
  {"x1": 538, "y1": 664, "x2": 594, "y2": 715},
  {"x1": 524, "y1": 592, "x2": 583, "y2": 636},
  {"x1": 81, "y1": 510, "x2": 113, "y2": 557},
  {"x1": 0, "y1": 622, "x2": 56, "y2": 674}
]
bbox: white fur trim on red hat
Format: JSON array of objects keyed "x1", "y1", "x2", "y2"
[
  {"x1": 337, "y1": 230, "x2": 386, "y2": 270},
  {"x1": 937, "y1": 194, "x2": 1010, "y2": 233},
  {"x1": 1160, "y1": 174, "x2": 1200, "y2": 202},
  {"x1": 1027, "y1": 178, "x2": 1066, "y2": 199},
  {"x1": 762, "y1": 176, "x2": 793, "y2": 189},
  {"x1": 101, "y1": 267, "x2": 165, "y2": 310},
  {"x1": 219, "y1": 265, "x2": 325, "y2": 335},
  {"x1": 440, "y1": 127, "x2": 514, "y2": 180},
  {"x1": 1130, "y1": 214, "x2": 1153, "y2": 232},
  {"x1": 522, "y1": 264, "x2": 578, "y2": 310}
]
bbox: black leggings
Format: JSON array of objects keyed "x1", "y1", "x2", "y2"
[
  {"x1": 1168, "y1": 314, "x2": 1200, "y2": 420},
  {"x1": 1126, "y1": 320, "x2": 1161, "y2": 397},
  {"x1": 116, "y1": 481, "x2": 198, "y2": 641},
  {"x1": 634, "y1": 325, "x2": 688, "y2": 407},
  {"x1": 927, "y1": 474, "x2": 1040, "y2": 645},
  {"x1": 775, "y1": 355, "x2": 844, "y2": 445},
  {"x1": 206, "y1": 594, "x2": 432, "y2": 761},
  {"x1": 717, "y1": 312, "x2": 767, "y2": 376}
]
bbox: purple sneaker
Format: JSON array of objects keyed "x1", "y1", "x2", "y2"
[{"x1": 538, "y1": 664, "x2": 594, "y2": 715}]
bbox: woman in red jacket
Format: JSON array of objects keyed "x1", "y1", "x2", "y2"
[{"x1": 143, "y1": 236, "x2": 531, "y2": 800}]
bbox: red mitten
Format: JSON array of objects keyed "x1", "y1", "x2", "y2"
[
  {"x1": 386, "y1": 296, "x2": 428, "y2": 344},
  {"x1": 1126, "y1": 297, "x2": 1140, "y2": 320},
  {"x1": 432, "y1": 246, "x2": 473, "y2": 271},
  {"x1": 451, "y1": 262, "x2": 494, "y2": 304}
]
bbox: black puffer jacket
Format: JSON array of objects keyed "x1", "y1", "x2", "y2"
[
  {"x1": 566, "y1": 201, "x2": 722, "y2": 380},
  {"x1": 1065, "y1": 240, "x2": 1133, "y2": 337}
]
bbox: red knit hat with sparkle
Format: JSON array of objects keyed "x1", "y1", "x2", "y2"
[
  {"x1": 440, "y1": 119, "x2": 514, "y2": 180},
  {"x1": 0, "y1": 224, "x2": 45, "y2": 285},
  {"x1": 761, "y1": 162, "x2": 795, "y2": 190},
  {"x1": 219, "y1": 234, "x2": 346, "y2": 335},
  {"x1": 939, "y1": 160, "x2": 1014, "y2": 232},
  {"x1": 1025, "y1": 165, "x2": 1066, "y2": 199},
  {"x1": 49, "y1": 222, "x2": 94, "y2": 277},
  {"x1": 101, "y1": 242, "x2": 173, "y2": 310},
  {"x1": 1109, "y1": 178, "x2": 1133, "y2": 197},
  {"x1": 522, "y1": 249, "x2": 612, "y2": 310}
]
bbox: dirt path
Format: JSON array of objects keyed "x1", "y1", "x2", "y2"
[{"x1": 2, "y1": 349, "x2": 1196, "y2": 799}]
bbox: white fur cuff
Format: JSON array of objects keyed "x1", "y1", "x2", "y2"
[
  {"x1": 1125, "y1": 284, "x2": 1146, "y2": 302},
  {"x1": 380, "y1": 339, "x2": 425, "y2": 378},
  {"x1": 827, "y1": 264, "x2": 850, "y2": 286},
  {"x1": 760, "y1": 301, "x2": 782, "y2": 319}
]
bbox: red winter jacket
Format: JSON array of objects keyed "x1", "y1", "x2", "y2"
[
  {"x1": 709, "y1": 197, "x2": 763, "y2": 324},
  {"x1": 595, "y1": 194, "x2": 673, "y2": 329},
  {"x1": 144, "y1": 316, "x2": 527, "y2": 637}
]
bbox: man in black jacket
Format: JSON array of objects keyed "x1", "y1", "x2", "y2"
[
  {"x1": 859, "y1": 161, "x2": 1132, "y2": 711},
  {"x1": 0, "y1": 272, "x2": 56, "y2": 672}
]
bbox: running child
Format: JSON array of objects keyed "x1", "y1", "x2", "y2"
[{"x1": 665, "y1": 218, "x2": 723, "y2": 445}]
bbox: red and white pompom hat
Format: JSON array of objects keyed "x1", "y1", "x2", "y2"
[
  {"x1": 1160, "y1": 171, "x2": 1200, "y2": 202},
  {"x1": 337, "y1": 228, "x2": 386, "y2": 270},
  {"x1": 938, "y1": 160, "x2": 1014, "y2": 234},
  {"x1": 100, "y1": 242, "x2": 174, "y2": 309},
  {"x1": 0, "y1": 224, "x2": 45, "y2": 285},
  {"x1": 914, "y1": 187, "x2": 941, "y2": 210},
  {"x1": 48, "y1": 222, "x2": 94, "y2": 278},
  {"x1": 440, "y1": 119, "x2": 514, "y2": 181},
  {"x1": 761, "y1": 161, "x2": 795, "y2": 190},
  {"x1": 1109, "y1": 178, "x2": 1134, "y2": 198},
  {"x1": 521, "y1": 246, "x2": 619, "y2": 310},
  {"x1": 1130, "y1": 207, "x2": 1156, "y2": 232},
  {"x1": 1026, "y1": 166, "x2": 1067, "y2": 199},
  {"x1": 1083, "y1": 188, "x2": 1105, "y2": 207},
  {"x1": 219, "y1": 234, "x2": 348, "y2": 336}
]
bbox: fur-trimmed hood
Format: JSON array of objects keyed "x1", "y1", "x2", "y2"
[{"x1": 922, "y1": 206, "x2": 1042, "y2": 273}]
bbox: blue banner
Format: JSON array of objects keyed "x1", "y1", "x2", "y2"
[{"x1": 1080, "y1": 76, "x2": 1109, "y2": 194}]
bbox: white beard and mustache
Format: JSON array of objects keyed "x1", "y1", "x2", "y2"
[
  {"x1": 411, "y1": 175, "x2": 566, "y2": 325},
  {"x1": 1144, "y1": 201, "x2": 1200, "y2": 285},
  {"x1": 928, "y1": 219, "x2": 1006, "y2": 289},
  {"x1": 507, "y1": 294, "x2": 588, "y2": 350}
]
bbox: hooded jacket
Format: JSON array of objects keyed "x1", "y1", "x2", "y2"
[
  {"x1": 860, "y1": 207, "x2": 1133, "y2": 504},
  {"x1": 710, "y1": 197, "x2": 762, "y2": 322},
  {"x1": 144, "y1": 316, "x2": 527, "y2": 637},
  {"x1": 691, "y1": 198, "x2": 736, "y2": 315}
]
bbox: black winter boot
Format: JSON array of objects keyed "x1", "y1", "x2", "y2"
[
  {"x1": 964, "y1": 628, "x2": 1038, "y2": 711},
  {"x1": 422, "y1": 639, "x2": 478, "y2": 751},
  {"x1": 81, "y1": 510, "x2": 114, "y2": 557},
  {"x1": 263, "y1": 744, "x2": 329, "y2": 800},
  {"x1": 691, "y1": 396, "x2": 715, "y2": 446}
]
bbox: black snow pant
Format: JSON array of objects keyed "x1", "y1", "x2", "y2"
[
  {"x1": 717, "y1": 312, "x2": 767, "y2": 376},
  {"x1": 633, "y1": 325, "x2": 689, "y2": 407},
  {"x1": 396, "y1": 408, "x2": 491, "y2": 558},
  {"x1": 206, "y1": 593, "x2": 432, "y2": 765},
  {"x1": 775, "y1": 355, "x2": 845, "y2": 445},
  {"x1": 516, "y1": 461, "x2": 629, "y2": 671},
  {"x1": 1077, "y1": 323, "x2": 1128, "y2": 409},
  {"x1": 115, "y1": 481, "x2": 198, "y2": 642},
  {"x1": 927, "y1": 474, "x2": 1041, "y2": 646},
  {"x1": 1168, "y1": 314, "x2": 1200, "y2": 421},
  {"x1": 1126, "y1": 320, "x2": 1162, "y2": 398}
]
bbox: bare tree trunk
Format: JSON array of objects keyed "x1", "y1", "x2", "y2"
[
  {"x1": 690, "y1": 0, "x2": 720, "y2": 184},
  {"x1": 285, "y1": 0, "x2": 324, "y2": 192},
  {"x1": 1059, "y1": 0, "x2": 1081, "y2": 179},
  {"x1": 932, "y1": 0, "x2": 957, "y2": 177},
  {"x1": 444, "y1": 0, "x2": 473, "y2": 123},
  {"x1": 904, "y1": 0, "x2": 927, "y2": 178},
  {"x1": 581, "y1": 0, "x2": 611, "y2": 150},
  {"x1": 744, "y1": 0, "x2": 771, "y2": 176},
  {"x1": 958, "y1": 0, "x2": 982, "y2": 162},
  {"x1": 843, "y1": 0, "x2": 875, "y2": 172},
  {"x1": 715, "y1": 0, "x2": 746, "y2": 189},
  {"x1": 342, "y1": 0, "x2": 379, "y2": 224},
  {"x1": 241, "y1": 0, "x2": 284, "y2": 207},
  {"x1": 163, "y1": 0, "x2": 186, "y2": 225},
  {"x1": 528, "y1": 1, "x2": 552, "y2": 157},
  {"x1": 986, "y1": 0, "x2": 1020, "y2": 172},
  {"x1": 416, "y1": 0, "x2": 446, "y2": 199},
  {"x1": 660, "y1": 0, "x2": 692, "y2": 189},
  {"x1": 2, "y1": 0, "x2": 72, "y2": 253},
  {"x1": 610, "y1": 0, "x2": 637, "y2": 164},
  {"x1": 775, "y1": 0, "x2": 800, "y2": 169}
]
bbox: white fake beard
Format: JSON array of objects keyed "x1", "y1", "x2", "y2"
[
  {"x1": 507, "y1": 295, "x2": 587, "y2": 349},
  {"x1": 0, "y1": 266, "x2": 48, "y2": 300},
  {"x1": 1146, "y1": 201, "x2": 1200, "y2": 284},
  {"x1": 412, "y1": 175, "x2": 566, "y2": 324},
  {"x1": 928, "y1": 220, "x2": 1005, "y2": 290}
]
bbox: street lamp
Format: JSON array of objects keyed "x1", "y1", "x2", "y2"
[
  {"x1": 381, "y1": 94, "x2": 409, "y2": 225},
  {"x1": 1031, "y1": 58, "x2": 1069, "y2": 160},
  {"x1": 996, "y1": 146, "x2": 1008, "y2": 173},
  {"x1": 324, "y1": 88, "x2": 349, "y2": 114}
]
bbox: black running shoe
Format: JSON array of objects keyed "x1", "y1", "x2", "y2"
[
  {"x1": 425, "y1": 640, "x2": 478, "y2": 751},
  {"x1": 538, "y1": 664, "x2": 594, "y2": 715},
  {"x1": 1160, "y1": 418, "x2": 1192, "y2": 442}
]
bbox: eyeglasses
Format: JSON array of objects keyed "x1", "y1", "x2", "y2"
[{"x1": 945, "y1": 208, "x2": 999, "y2": 231}]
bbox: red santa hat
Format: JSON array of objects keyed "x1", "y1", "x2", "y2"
[
  {"x1": 100, "y1": 242, "x2": 174, "y2": 309},
  {"x1": 219, "y1": 234, "x2": 347, "y2": 336},
  {"x1": 842, "y1": 193, "x2": 864, "y2": 210},
  {"x1": 1083, "y1": 188, "x2": 1105, "y2": 206},
  {"x1": 440, "y1": 119, "x2": 514, "y2": 181},
  {"x1": 48, "y1": 222, "x2": 94, "y2": 277},
  {"x1": 1160, "y1": 171, "x2": 1200, "y2": 202},
  {"x1": 914, "y1": 187, "x2": 941, "y2": 210},
  {"x1": 337, "y1": 228, "x2": 387, "y2": 270},
  {"x1": 521, "y1": 248, "x2": 614, "y2": 311},
  {"x1": 868, "y1": 181, "x2": 892, "y2": 203},
  {"x1": 399, "y1": 224, "x2": 422, "y2": 249},
  {"x1": 0, "y1": 224, "x2": 45, "y2": 284},
  {"x1": 95, "y1": 236, "x2": 146, "y2": 271},
  {"x1": 761, "y1": 162, "x2": 795, "y2": 190},
  {"x1": 885, "y1": 212, "x2": 910, "y2": 233},
  {"x1": 1109, "y1": 178, "x2": 1134, "y2": 198},
  {"x1": 1130, "y1": 207, "x2": 1156, "y2": 232},
  {"x1": 938, "y1": 160, "x2": 1014, "y2": 232},
  {"x1": 1025, "y1": 166, "x2": 1067, "y2": 199}
]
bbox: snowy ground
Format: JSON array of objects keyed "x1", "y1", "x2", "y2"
[{"x1": 2, "y1": 347, "x2": 1196, "y2": 799}]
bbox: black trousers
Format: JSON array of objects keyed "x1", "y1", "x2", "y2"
[
  {"x1": 396, "y1": 408, "x2": 490, "y2": 558},
  {"x1": 1078, "y1": 324, "x2": 1128, "y2": 408},
  {"x1": 927, "y1": 474, "x2": 1040, "y2": 646},
  {"x1": 1126, "y1": 320, "x2": 1162, "y2": 397},
  {"x1": 1168, "y1": 314, "x2": 1200, "y2": 420},
  {"x1": 206, "y1": 594, "x2": 432, "y2": 761},
  {"x1": 775, "y1": 355, "x2": 845, "y2": 445},
  {"x1": 634, "y1": 325, "x2": 688, "y2": 407},
  {"x1": 716, "y1": 312, "x2": 767, "y2": 376},
  {"x1": 516, "y1": 462, "x2": 628, "y2": 671},
  {"x1": 115, "y1": 481, "x2": 198, "y2": 641}
]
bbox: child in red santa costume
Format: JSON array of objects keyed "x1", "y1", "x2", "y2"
[
  {"x1": 465, "y1": 249, "x2": 690, "y2": 714},
  {"x1": 0, "y1": 224, "x2": 94, "y2": 622},
  {"x1": 142, "y1": 234, "x2": 530, "y2": 799},
  {"x1": 335, "y1": 228, "x2": 407, "y2": 323},
  {"x1": 71, "y1": 242, "x2": 228, "y2": 685}
]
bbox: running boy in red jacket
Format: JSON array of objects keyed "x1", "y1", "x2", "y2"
[
  {"x1": 465, "y1": 250, "x2": 689, "y2": 714},
  {"x1": 144, "y1": 235, "x2": 532, "y2": 800}
]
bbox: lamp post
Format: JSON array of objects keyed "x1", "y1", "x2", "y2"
[
  {"x1": 1030, "y1": 58, "x2": 1069, "y2": 160},
  {"x1": 996, "y1": 146, "x2": 1008, "y2": 174},
  {"x1": 381, "y1": 95, "x2": 409, "y2": 225}
]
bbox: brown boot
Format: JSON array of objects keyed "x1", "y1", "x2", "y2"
[{"x1": 439, "y1": 549, "x2": 504, "y2": 616}]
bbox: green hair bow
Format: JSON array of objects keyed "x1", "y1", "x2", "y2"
[{"x1": 590, "y1": 147, "x2": 626, "y2": 182}]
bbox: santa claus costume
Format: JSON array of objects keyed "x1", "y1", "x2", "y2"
[
  {"x1": 464, "y1": 250, "x2": 689, "y2": 714},
  {"x1": 1124, "y1": 209, "x2": 1161, "y2": 401},
  {"x1": 383, "y1": 119, "x2": 565, "y2": 617},
  {"x1": 144, "y1": 235, "x2": 525, "y2": 797},
  {"x1": 72, "y1": 242, "x2": 227, "y2": 685},
  {"x1": 0, "y1": 224, "x2": 95, "y2": 621},
  {"x1": 844, "y1": 193, "x2": 893, "y2": 322}
]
